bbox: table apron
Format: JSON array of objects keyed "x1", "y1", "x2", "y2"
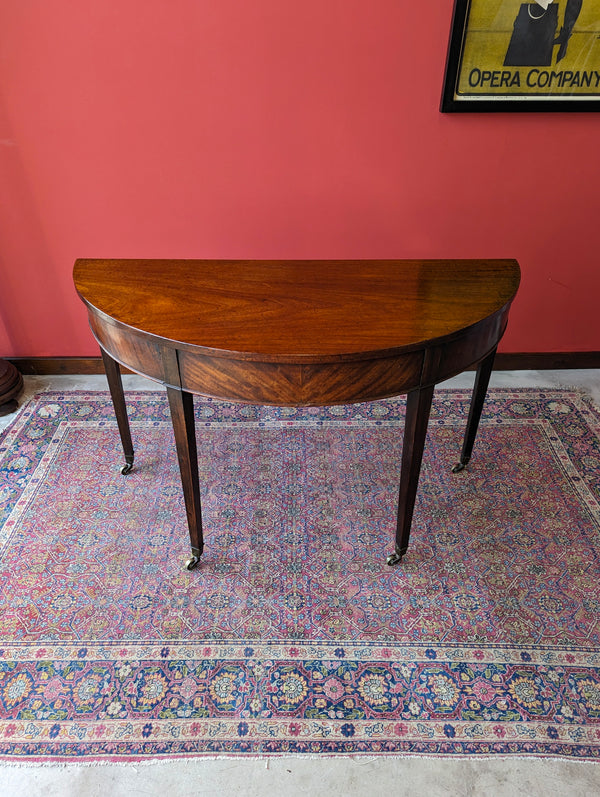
[
  {"x1": 420, "y1": 311, "x2": 509, "y2": 387},
  {"x1": 88, "y1": 313, "x2": 181, "y2": 387},
  {"x1": 177, "y1": 349, "x2": 424, "y2": 405}
]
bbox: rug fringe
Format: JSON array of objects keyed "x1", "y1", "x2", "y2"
[{"x1": 1, "y1": 752, "x2": 600, "y2": 768}]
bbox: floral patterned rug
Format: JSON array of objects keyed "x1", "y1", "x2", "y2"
[{"x1": 1, "y1": 388, "x2": 600, "y2": 762}]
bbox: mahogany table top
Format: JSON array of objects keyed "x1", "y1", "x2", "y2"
[{"x1": 73, "y1": 259, "x2": 521, "y2": 365}]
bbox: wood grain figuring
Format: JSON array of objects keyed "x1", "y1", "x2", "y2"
[
  {"x1": 87, "y1": 314, "x2": 180, "y2": 388},
  {"x1": 178, "y1": 350, "x2": 424, "y2": 406},
  {"x1": 420, "y1": 315, "x2": 508, "y2": 387},
  {"x1": 74, "y1": 259, "x2": 520, "y2": 363},
  {"x1": 73, "y1": 258, "x2": 520, "y2": 566}
]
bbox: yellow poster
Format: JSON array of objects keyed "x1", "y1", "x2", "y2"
[{"x1": 443, "y1": 0, "x2": 600, "y2": 106}]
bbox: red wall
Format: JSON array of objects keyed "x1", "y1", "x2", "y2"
[{"x1": 1, "y1": 1, "x2": 599, "y2": 357}]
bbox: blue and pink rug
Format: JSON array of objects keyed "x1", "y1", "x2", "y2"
[{"x1": 1, "y1": 388, "x2": 600, "y2": 762}]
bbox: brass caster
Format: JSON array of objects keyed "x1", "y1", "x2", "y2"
[
  {"x1": 185, "y1": 555, "x2": 201, "y2": 571},
  {"x1": 120, "y1": 462, "x2": 134, "y2": 475},
  {"x1": 451, "y1": 461, "x2": 466, "y2": 473},
  {"x1": 386, "y1": 551, "x2": 404, "y2": 567}
]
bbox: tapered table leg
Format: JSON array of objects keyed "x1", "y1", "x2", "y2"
[
  {"x1": 452, "y1": 346, "x2": 497, "y2": 473},
  {"x1": 387, "y1": 384, "x2": 435, "y2": 566},
  {"x1": 166, "y1": 386, "x2": 204, "y2": 570},
  {"x1": 101, "y1": 348, "x2": 135, "y2": 474}
]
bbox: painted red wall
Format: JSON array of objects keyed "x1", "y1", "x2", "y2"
[{"x1": 1, "y1": 1, "x2": 599, "y2": 357}]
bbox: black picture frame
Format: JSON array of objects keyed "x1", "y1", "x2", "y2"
[{"x1": 441, "y1": 0, "x2": 600, "y2": 111}]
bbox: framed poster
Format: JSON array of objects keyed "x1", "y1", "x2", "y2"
[{"x1": 441, "y1": 0, "x2": 600, "y2": 110}]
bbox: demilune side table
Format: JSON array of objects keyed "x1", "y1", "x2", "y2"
[{"x1": 74, "y1": 259, "x2": 520, "y2": 569}]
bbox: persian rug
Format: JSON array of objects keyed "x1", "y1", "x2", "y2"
[{"x1": 1, "y1": 388, "x2": 600, "y2": 763}]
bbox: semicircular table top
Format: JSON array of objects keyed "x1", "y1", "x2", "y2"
[{"x1": 74, "y1": 258, "x2": 520, "y2": 364}]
